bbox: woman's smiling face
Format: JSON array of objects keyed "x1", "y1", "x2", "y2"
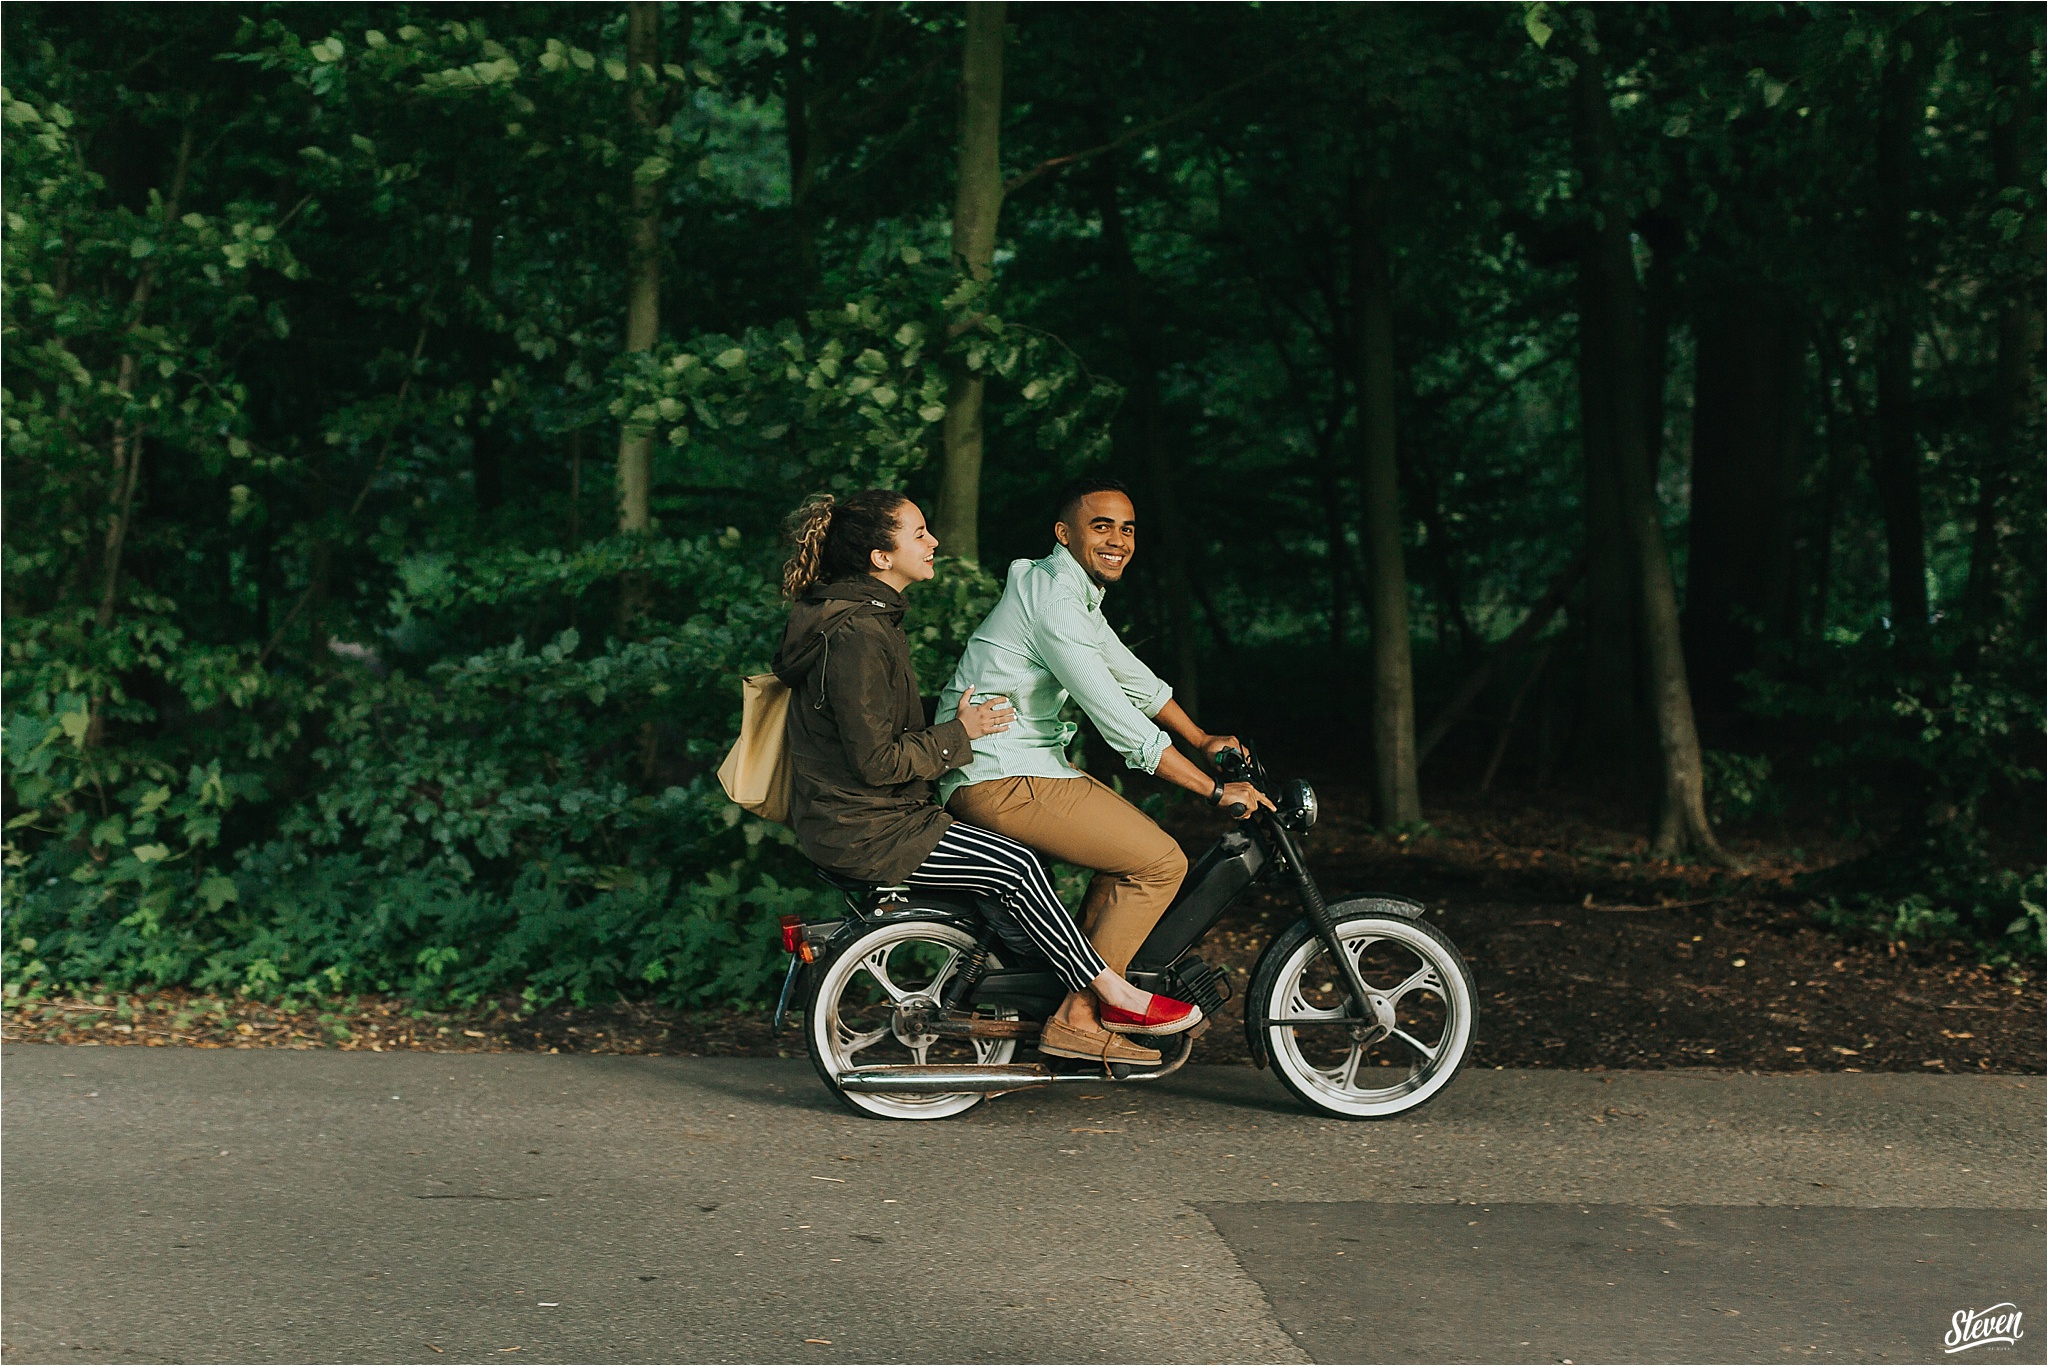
[{"x1": 870, "y1": 499, "x2": 938, "y2": 588}]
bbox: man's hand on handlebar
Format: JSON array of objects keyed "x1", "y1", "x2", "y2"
[
  {"x1": 1158, "y1": 744, "x2": 1256, "y2": 814},
  {"x1": 1216, "y1": 779, "x2": 1276, "y2": 820},
  {"x1": 1199, "y1": 734, "x2": 1245, "y2": 764}
]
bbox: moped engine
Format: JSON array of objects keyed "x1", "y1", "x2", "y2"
[{"x1": 1160, "y1": 958, "x2": 1231, "y2": 1019}]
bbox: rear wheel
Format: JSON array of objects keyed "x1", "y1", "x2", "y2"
[
  {"x1": 804, "y1": 916, "x2": 1019, "y2": 1121},
  {"x1": 1253, "y1": 906, "x2": 1475, "y2": 1119}
]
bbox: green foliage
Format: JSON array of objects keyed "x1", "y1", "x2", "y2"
[
  {"x1": 903, "y1": 555, "x2": 1003, "y2": 694},
  {"x1": 1701, "y1": 750, "x2": 1783, "y2": 825},
  {"x1": 1745, "y1": 622, "x2": 2044, "y2": 960},
  {"x1": 1814, "y1": 869, "x2": 2045, "y2": 966},
  {"x1": 612, "y1": 260, "x2": 1117, "y2": 497}
]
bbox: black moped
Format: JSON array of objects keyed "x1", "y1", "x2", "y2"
[{"x1": 773, "y1": 747, "x2": 1476, "y2": 1121}]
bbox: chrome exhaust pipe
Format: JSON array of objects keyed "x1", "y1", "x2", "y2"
[{"x1": 838, "y1": 1063, "x2": 1055, "y2": 1094}]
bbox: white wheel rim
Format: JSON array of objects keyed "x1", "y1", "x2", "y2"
[
  {"x1": 810, "y1": 919, "x2": 1017, "y2": 1120},
  {"x1": 1267, "y1": 918, "x2": 1471, "y2": 1117}
]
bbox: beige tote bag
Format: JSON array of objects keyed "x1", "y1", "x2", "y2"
[{"x1": 716, "y1": 673, "x2": 793, "y2": 822}]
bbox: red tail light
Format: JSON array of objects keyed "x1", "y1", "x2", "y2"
[{"x1": 780, "y1": 915, "x2": 817, "y2": 963}]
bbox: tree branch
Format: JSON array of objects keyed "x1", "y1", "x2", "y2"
[
  {"x1": 1416, "y1": 553, "x2": 1587, "y2": 765},
  {"x1": 96, "y1": 121, "x2": 196, "y2": 631},
  {"x1": 1001, "y1": 56, "x2": 1294, "y2": 198}
]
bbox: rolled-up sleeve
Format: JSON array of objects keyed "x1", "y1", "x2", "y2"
[
  {"x1": 1031, "y1": 596, "x2": 1171, "y2": 774},
  {"x1": 1101, "y1": 619, "x2": 1174, "y2": 718}
]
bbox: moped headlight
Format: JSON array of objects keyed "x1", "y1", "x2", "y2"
[{"x1": 1285, "y1": 779, "x2": 1318, "y2": 830}]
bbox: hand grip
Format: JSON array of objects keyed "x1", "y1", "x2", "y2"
[{"x1": 1221, "y1": 801, "x2": 1247, "y2": 818}]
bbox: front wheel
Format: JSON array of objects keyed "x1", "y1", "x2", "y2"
[
  {"x1": 1251, "y1": 907, "x2": 1475, "y2": 1119},
  {"x1": 804, "y1": 915, "x2": 1019, "y2": 1121}
]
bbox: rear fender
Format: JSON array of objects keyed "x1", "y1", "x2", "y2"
[
  {"x1": 819, "y1": 898, "x2": 983, "y2": 961},
  {"x1": 1243, "y1": 895, "x2": 1427, "y2": 1069}
]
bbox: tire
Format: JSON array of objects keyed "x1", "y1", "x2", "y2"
[
  {"x1": 803, "y1": 915, "x2": 1020, "y2": 1121},
  {"x1": 1251, "y1": 907, "x2": 1476, "y2": 1119}
]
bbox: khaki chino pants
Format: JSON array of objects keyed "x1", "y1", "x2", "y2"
[{"x1": 945, "y1": 773, "x2": 1187, "y2": 975}]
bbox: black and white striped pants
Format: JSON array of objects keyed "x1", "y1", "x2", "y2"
[{"x1": 909, "y1": 820, "x2": 1108, "y2": 992}]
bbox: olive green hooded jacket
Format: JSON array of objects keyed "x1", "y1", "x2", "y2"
[{"x1": 771, "y1": 576, "x2": 971, "y2": 884}]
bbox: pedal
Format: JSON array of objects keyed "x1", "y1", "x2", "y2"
[{"x1": 1130, "y1": 1016, "x2": 1209, "y2": 1048}]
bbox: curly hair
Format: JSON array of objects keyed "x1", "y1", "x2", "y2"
[{"x1": 780, "y1": 489, "x2": 910, "y2": 599}]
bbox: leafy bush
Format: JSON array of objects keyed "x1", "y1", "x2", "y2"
[
  {"x1": 1701, "y1": 749, "x2": 1783, "y2": 825},
  {"x1": 1814, "y1": 871, "x2": 2045, "y2": 966},
  {"x1": 4, "y1": 522, "x2": 1006, "y2": 1007},
  {"x1": 1744, "y1": 623, "x2": 2044, "y2": 962}
]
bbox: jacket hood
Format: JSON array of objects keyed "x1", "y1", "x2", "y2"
[{"x1": 773, "y1": 576, "x2": 905, "y2": 685}]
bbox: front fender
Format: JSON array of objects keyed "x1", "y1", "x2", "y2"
[
  {"x1": 1242, "y1": 894, "x2": 1428, "y2": 1069},
  {"x1": 1324, "y1": 895, "x2": 1427, "y2": 922}
]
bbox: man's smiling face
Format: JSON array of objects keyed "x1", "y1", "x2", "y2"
[{"x1": 1055, "y1": 490, "x2": 1137, "y2": 588}]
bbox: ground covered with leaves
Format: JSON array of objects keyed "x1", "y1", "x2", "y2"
[
  {"x1": 1182, "y1": 783, "x2": 2042, "y2": 1075},
  {"x1": 9, "y1": 782, "x2": 2038, "y2": 1075}
]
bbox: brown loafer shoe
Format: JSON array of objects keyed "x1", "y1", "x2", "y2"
[{"x1": 1038, "y1": 1016, "x2": 1162, "y2": 1065}]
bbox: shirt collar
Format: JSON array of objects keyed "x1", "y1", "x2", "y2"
[{"x1": 1043, "y1": 545, "x2": 1105, "y2": 611}]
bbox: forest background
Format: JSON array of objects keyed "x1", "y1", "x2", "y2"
[{"x1": 3, "y1": 1, "x2": 2042, "y2": 1018}]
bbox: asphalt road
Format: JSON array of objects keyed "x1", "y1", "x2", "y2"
[{"x1": 3, "y1": 1046, "x2": 2042, "y2": 1365}]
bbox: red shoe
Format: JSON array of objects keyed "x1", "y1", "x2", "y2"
[{"x1": 1100, "y1": 994, "x2": 1203, "y2": 1036}]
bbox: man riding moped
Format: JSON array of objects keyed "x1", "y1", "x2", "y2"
[{"x1": 939, "y1": 476, "x2": 1275, "y2": 1065}]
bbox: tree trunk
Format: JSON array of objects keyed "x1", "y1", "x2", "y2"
[
  {"x1": 615, "y1": 0, "x2": 662, "y2": 545},
  {"x1": 467, "y1": 203, "x2": 504, "y2": 512},
  {"x1": 1574, "y1": 239, "x2": 1637, "y2": 771},
  {"x1": 1964, "y1": 102, "x2": 2030, "y2": 640},
  {"x1": 934, "y1": 1, "x2": 1006, "y2": 563},
  {"x1": 1807, "y1": 337, "x2": 1849, "y2": 641},
  {"x1": 1683, "y1": 297, "x2": 1802, "y2": 719},
  {"x1": 784, "y1": 5, "x2": 820, "y2": 296},
  {"x1": 1570, "y1": 28, "x2": 1729, "y2": 863},
  {"x1": 96, "y1": 121, "x2": 194, "y2": 631},
  {"x1": 1638, "y1": 215, "x2": 1679, "y2": 486},
  {"x1": 1397, "y1": 450, "x2": 1477, "y2": 662},
  {"x1": 1872, "y1": 37, "x2": 1928, "y2": 639},
  {"x1": 1315, "y1": 420, "x2": 1349, "y2": 656},
  {"x1": 614, "y1": 0, "x2": 663, "y2": 536},
  {"x1": 1348, "y1": 177, "x2": 1420, "y2": 826}
]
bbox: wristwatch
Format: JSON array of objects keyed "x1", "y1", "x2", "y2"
[{"x1": 1208, "y1": 779, "x2": 1225, "y2": 806}]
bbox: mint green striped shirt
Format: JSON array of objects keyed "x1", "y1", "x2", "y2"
[{"x1": 938, "y1": 548, "x2": 1174, "y2": 803}]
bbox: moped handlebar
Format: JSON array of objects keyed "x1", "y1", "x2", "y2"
[
  {"x1": 1213, "y1": 744, "x2": 1268, "y2": 788},
  {"x1": 1212, "y1": 745, "x2": 1264, "y2": 821}
]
